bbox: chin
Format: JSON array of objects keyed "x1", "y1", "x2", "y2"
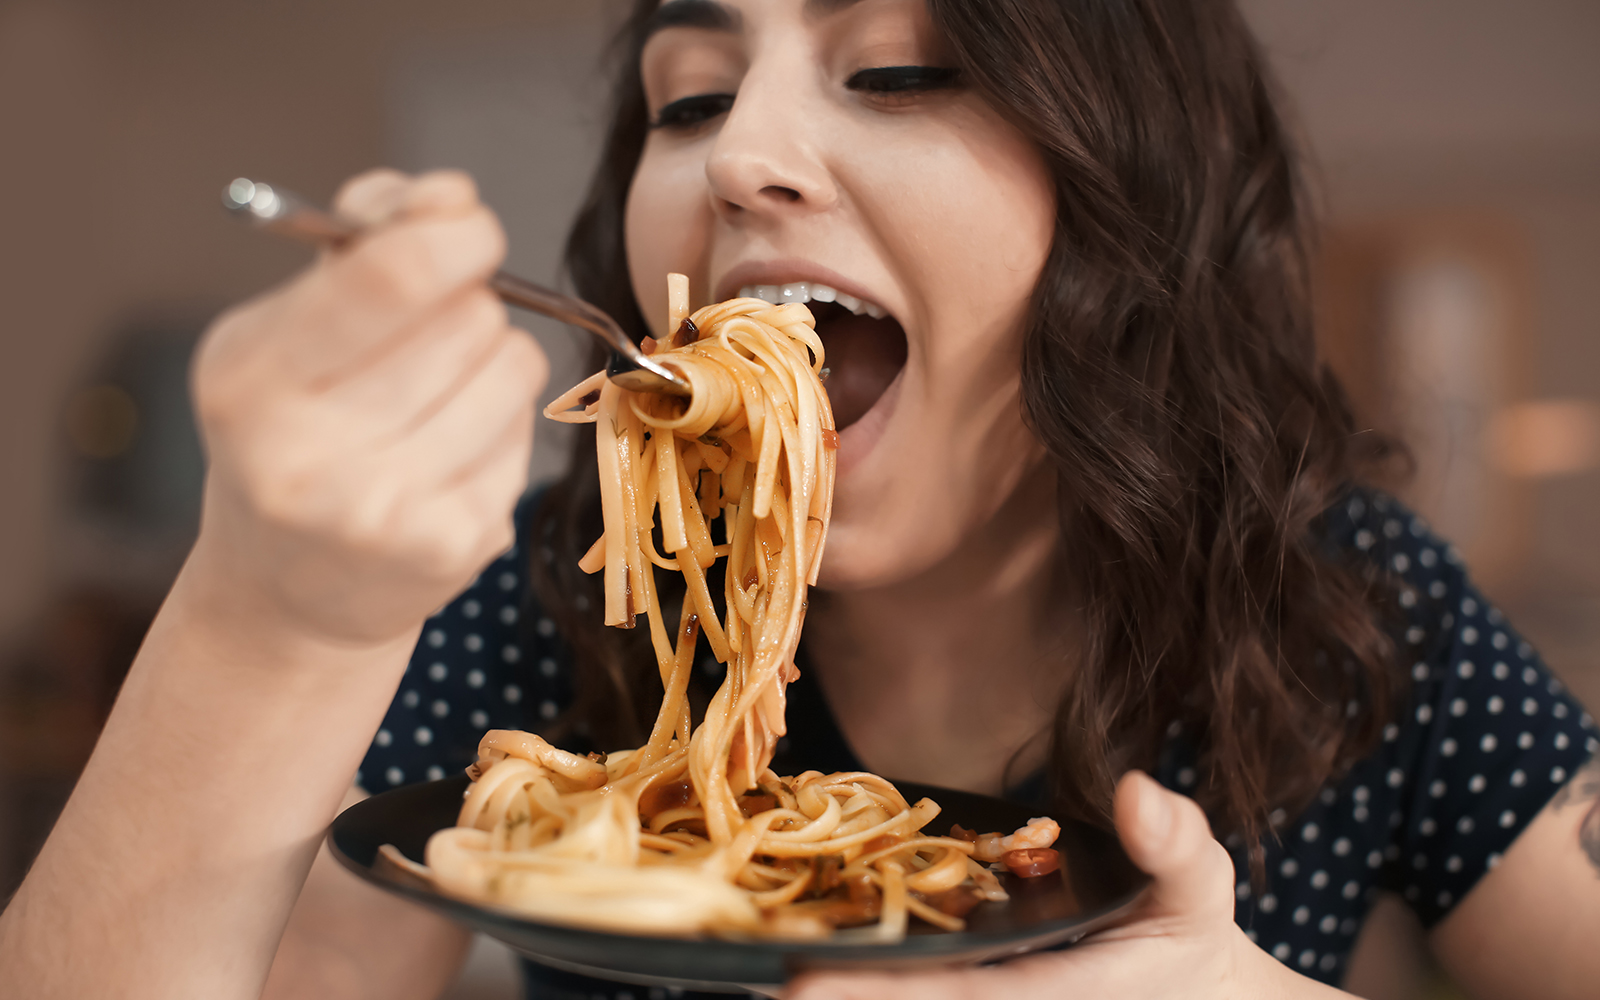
[
  {"x1": 811, "y1": 511, "x2": 948, "y2": 592},
  {"x1": 813, "y1": 540, "x2": 878, "y2": 592},
  {"x1": 813, "y1": 543, "x2": 900, "y2": 593}
]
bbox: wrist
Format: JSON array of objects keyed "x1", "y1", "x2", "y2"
[
  {"x1": 173, "y1": 530, "x2": 423, "y2": 668},
  {"x1": 151, "y1": 553, "x2": 422, "y2": 711},
  {"x1": 14, "y1": 544, "x2": 425, "y2": 1000}
]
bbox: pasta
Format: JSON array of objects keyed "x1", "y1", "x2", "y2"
[{"x1": 406, "y1": 275, "x2": 1030, "y2": 939}]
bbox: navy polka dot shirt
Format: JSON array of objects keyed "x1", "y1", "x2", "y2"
[{"x1": 360, "y1": 489, "x2": 1598, "y2": 996}]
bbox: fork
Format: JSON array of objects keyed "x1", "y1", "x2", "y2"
[{"x1": 221, "y1": 178, "x2": 690, "y2": 396}]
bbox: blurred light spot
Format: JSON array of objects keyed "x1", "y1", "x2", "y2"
[
  {"x1": 249, "y1": 182, "x2": 279, "y2": 216},
  {"x1": 1486, "y1": 399, "x2": 1600, "y2": 477},
  {"x1": 226, "y1": 177, "x2": 255, "y2": 208},
  {"x1": 64, "y1": 384, "x2": 139, "y2": 458}
]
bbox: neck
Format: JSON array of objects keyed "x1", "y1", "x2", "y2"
[{"x1": 805, "y1": 466, "x2": 1071, "y2": 795}]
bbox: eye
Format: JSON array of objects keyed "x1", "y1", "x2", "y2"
[
  {"x1": 845, "y1": 66, "x2": 961, "y2": 95},
  {"x1": 651, "y1": 93, "x2": 736, "y2": 130}
]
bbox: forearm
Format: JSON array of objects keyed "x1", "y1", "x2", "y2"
[
  {"x1": 261, "y1": 788, "x2": 472, "y2": 1000},
  {"x1": 0, "y1": 553, "x2": 417, "y2": 999},
  {"x1": 0, "y1": 168, "x2": 537, "y2": 999},
  {"x1": 1430, "y1": 755, "x2": 1600, "y2": 1000}
]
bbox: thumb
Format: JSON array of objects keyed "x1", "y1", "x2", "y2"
[{"x1": 1112, "y1": 770, "x2": 1237, "y2": 927}]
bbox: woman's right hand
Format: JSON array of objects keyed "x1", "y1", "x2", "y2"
[
  {"x1": 0, "y1": 168, "x2": 540, "y2": 1000},
  {"x1": 188, "y1": 168, "x2": 547, "y2": 649}
]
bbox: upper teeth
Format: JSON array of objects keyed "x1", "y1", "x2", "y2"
[{"x1": 738, "y1": 282, "x2": 887, "y2": 320}]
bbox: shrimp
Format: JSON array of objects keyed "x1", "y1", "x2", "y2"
[{"x1": 972, "y1": 816, "x2": 1061, "y2": 862}]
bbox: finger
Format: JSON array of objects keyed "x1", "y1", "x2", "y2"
[
  {"x1": 397, "y1": 169, "x2": 481, "y2": 220},
  {"x1": 787, "y1": 968, "x2": 940, "y2": 1000},
  {"x1": 418, "y1": 398, "x2": 536, "y2": 561},
  {"x1": 437, "y1": 377, "x2": 538, "y2": 495},
  {"x1": 333, "y1": 168, "x2": 412, "y2": 227},
  {"x1": 332, "y1": 169, "x2": 481, "y2": 234},
  {"x1": 287, "y1": 332, "x2": 536, "y2": 584},
  {"x1": 1112, "y1": 770, "x2": 1236, "y2": 926},
  {"x1": 378, "y1": 336, "x2": 540, "y2": 580},
  {"x1": 393, "y1": 329, "x2": 546, "y2": 491},
  {"x1": 284, "y1": 205, "x2": 507, "y2": 382},
  {"x1": 332, "y1": 287, "x2": 513, "y2": 435},
  {"x1": 788, "y1": 951, "x2": 1075, "y2": 1000},
  {"x1": 392, "y1": 411, "x2": 534, "y2": 586}
]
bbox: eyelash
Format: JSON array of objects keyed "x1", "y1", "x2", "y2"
[
  {"x1": 845, "y1": 65, "x2": 961, "y2": 94},
  {"x1": 649, "y1": 66, "x2": 960, "y2": 130},
  {"x1": 651, "y1": 93, "x2": 736, "y2": 130}
]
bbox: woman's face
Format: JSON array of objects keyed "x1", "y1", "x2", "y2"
[{"x1": 626, "y1": 0, "x2": 1055, "y2": 590}]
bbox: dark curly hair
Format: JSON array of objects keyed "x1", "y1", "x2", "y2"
[{"x1": 530, "y1": 0, "x2": 1404, "y2": 860}]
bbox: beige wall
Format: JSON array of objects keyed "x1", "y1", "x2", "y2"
[
  {"x1": 0, "y1": 3, "x2": 1595, "y2": 994},
  {"x1": 2, "y1": 0, "x2": 1598, "y2": 680},
  {"x1": 1243, "y1": 0, "x2": 1600, "y2": 709},
  {"x1": 0, "y1": 0, "x2": 612, "y2": 638}
]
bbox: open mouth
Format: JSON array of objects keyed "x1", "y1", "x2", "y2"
[{"x1": 737, "y1": 282, "x2": 908, "y2": 431}]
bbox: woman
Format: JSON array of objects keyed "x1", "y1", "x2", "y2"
[{"x1": 3, "y1": 0, "x2": 1596, "y2": 998}]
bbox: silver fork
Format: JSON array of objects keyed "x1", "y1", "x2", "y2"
[{"x1": 221, "y1": 178, "x2": 690, "y2": 396}]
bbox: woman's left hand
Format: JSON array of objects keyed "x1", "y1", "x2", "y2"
[{"x1": 787, "y1": 771, "x2": 1349, "y2": 1000}]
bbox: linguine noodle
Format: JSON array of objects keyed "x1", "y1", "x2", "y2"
[{"x1": 404, "y1": 275, "x2": 1014, "y2": 939}]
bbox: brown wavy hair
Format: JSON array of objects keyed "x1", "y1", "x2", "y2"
[{"x1": 530, "y1": 0, "x2": 1403, "y2": 855}]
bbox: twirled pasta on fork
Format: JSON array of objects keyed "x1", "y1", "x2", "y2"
[{"x1": 399, "y1": 276, "x2": 1051, "y2": 940}]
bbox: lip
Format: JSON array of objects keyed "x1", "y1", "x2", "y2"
[{"x1": 714, "y1": 259, "x2": 891, "y2": 317}]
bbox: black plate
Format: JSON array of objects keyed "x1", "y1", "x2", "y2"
[{"x1": 329, "y1": 775, "x2": 1149, "y2": 990}]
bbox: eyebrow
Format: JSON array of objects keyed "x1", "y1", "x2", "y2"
[
  {"x1": 804, "y1": 0, "x2": 868, "y2": 13},
  {"x1": 641, "y1": 0, "x2": 868, "y2": 44},
  {"x1": 641, "y1": 1, "x2": 742, "y2": 43}
]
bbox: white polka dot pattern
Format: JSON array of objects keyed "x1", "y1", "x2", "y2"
[
  {"x1": 359, "y1": 494, "x2": 575, "y2": 801},
  {"x1": 357, "y1": 489, "x2": 1600, "y2": 997},
  {"x1": 1228, "y1": 490, "x2": 1598, "y2": 990}
]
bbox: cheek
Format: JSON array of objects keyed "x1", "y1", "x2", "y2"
[
  {"x1": 624, "y1": 142, "x2": 714, "y2": 333},
  {"x1": 879, "y1": 114, "x2": 1055, "y2": 458},
  {"x1": 901, "y1": 119, "x2": 1055, "y2": 358},
  {"x1": 818, "y1": 116, "x2": 1055, "y2": 589},
  {"x1": 847, "y1": 105, "x2": 1054, "y2": 408}
]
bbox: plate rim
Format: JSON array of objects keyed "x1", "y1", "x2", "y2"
[{"x1": 328, "y1": 774, "x2": 1150, "y2": 984}]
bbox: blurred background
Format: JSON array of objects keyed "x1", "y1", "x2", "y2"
[{"x1": 0, "y1": 1, "x2": 1595, "y2": 997}]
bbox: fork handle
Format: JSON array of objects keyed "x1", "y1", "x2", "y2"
[{"x1": 221, "y1": 178, "x2": 690, "y2": 396}]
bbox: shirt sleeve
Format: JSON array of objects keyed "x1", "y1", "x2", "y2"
[
  {"x1": 1344, "y1": 492, "x2": 1599, "y2": 927},
  {"x1": 357, "y1": 493, "x2": 576, "y2": 793}
]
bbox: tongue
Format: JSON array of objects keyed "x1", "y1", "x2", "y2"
[{"x1": 817, "y1": 311, "x2": 908, "y2": 430}]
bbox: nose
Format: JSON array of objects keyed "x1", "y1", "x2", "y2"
[{"x1": 704, "y1": 70, "x2": 836, "y2": 221}]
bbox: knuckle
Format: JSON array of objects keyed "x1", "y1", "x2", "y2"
[
  {"x1": 191, "y1": 314, "x2": 255, "y2": 425},
  {"x1": 475, "y1": 207, "x2": 508, "y2": 261},
  {"x1": 439, "y1": 207, "x2": 507, "y2": 277},
  {"x1": 460, "y1": 287, "x2": 508, "y2": 332},
  {"x1": 473, "y1": 209, "x2": 505, "y2": 265},
  {"x1": 343, "y1": 232, "x2": 440, "y2": 310},
  {"x1": 409, "y1": 168, "x2": 480, "y2": 209},
  {"x1": 334, "y1": 483, "x2": 407, "y2": 555},
  {"x1": 191, "y1": 376, "x2": 232, "y2": 433},
  {"x1": 333, "y1": 167, "x2": 410, "y2": 221},
  {"x1": 480, "y1": 520, "x2": 518, "y2": 566},
  {"x1": 241, "y1": 464, "x2": 320, "y2": 533},
  {"x1": 407, "y1": 525, "x2": 480, "y2": 582},
  {"x1": 449, "y1": 204, "x2": 507, "y2": 265}
]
